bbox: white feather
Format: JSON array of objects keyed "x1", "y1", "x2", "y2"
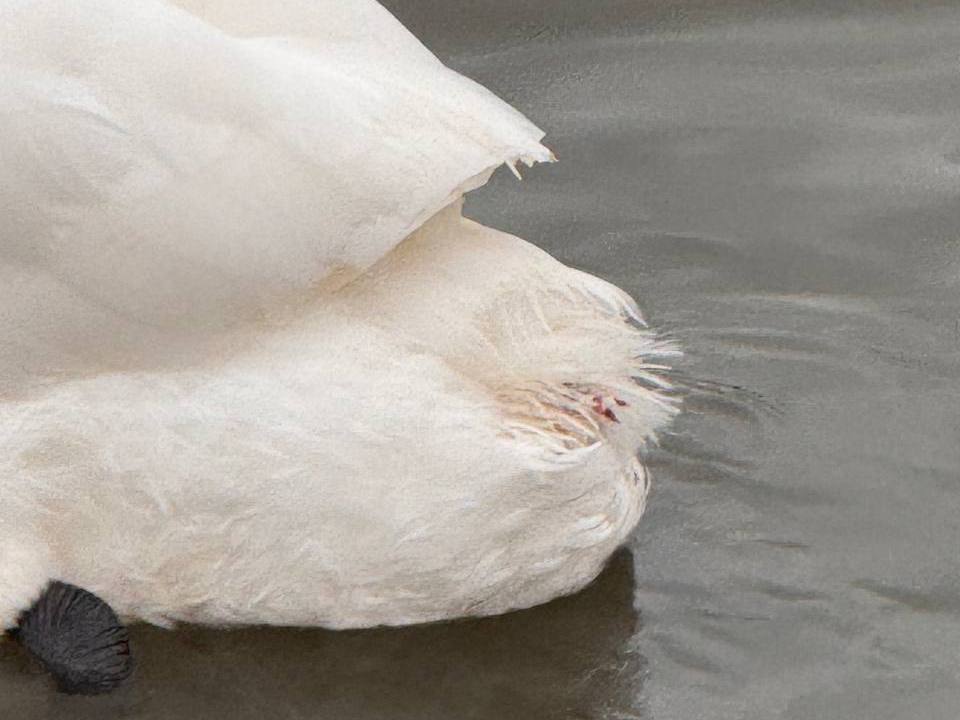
[{"x1": 0, "y1": 0, "x2": 679, "y2": 630}]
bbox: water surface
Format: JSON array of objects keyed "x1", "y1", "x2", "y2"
[{"x1": 398, "y1": 2, "x2": 960, "y2": 717}]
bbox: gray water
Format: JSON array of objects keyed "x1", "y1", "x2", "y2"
[{"x1": 3, "y1": 1, "x2": 959, "y2": 718}]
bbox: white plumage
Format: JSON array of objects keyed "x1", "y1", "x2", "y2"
[{"x1": 0, "y1": 0, "x2": 679, "y2": 631}]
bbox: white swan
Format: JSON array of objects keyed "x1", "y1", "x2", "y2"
[{"x1": 0, "y1": 0, "x2": 678, "y2": 691}]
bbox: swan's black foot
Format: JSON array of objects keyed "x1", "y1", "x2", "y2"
[{"x1": 13, "y1": 581, "x2": 133, "y2": 695}]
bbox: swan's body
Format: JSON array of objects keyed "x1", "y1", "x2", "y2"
[{"x1": 0, "y1": 0, "x2": 678, "y2": 635}]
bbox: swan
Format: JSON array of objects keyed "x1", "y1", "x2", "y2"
[{"x1": 0, "y1": 0, "x2": 679, "y2": 693}]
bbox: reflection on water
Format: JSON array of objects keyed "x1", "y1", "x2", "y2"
[{"x1": 1, "y1": 551, "x2": 644, "y2": 719}]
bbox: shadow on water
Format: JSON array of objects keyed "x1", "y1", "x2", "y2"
[{"x1": 1, "y1": 550, "x2": 645, "y2": 719}]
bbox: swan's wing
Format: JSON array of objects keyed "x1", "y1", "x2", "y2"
[
  {"x1": 0, "y1": 0, "x2": 551, "y2": 392},
  {"x1": 167, "y1": 0, "x2": 440, "y2": 48}
]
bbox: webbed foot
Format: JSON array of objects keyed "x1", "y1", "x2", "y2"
[{"x1": 12, "y1": 581, "x2": 133, "y2": 694}]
